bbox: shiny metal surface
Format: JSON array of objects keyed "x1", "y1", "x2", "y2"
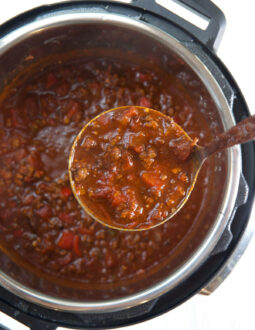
[
  {"x1": 200, "y1": 197, "x2": 255, "y2": 295},
  {"x1": 0, "y1": 9, "x2": 241, "y2": 312}
]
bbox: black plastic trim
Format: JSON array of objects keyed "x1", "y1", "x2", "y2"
[{"x1": 131, "y1": 0, "x2": 226, "y2": 51}]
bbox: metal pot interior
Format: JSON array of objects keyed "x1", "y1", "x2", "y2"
[{"x1": 0, "y1": 10, "x2": 240, "y2": 312}]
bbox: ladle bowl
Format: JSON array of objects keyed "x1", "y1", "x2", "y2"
[{"x1": 69, "y1": 106, "x2": 255, "y2": 231}]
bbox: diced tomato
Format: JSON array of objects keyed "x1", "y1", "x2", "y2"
[
  {"x1": 59, "y1": 212, "x2": 73, "y2": 224},
  {"x1": 141, "y1": 172, "x2": 165, "y2": 190},
  {"x1": 61, "y1": 187, "x2": 72, "y2": 198},
  {"x1": 46, "y1": 73, "x2": 57, "y2": 88},
  {"x1": 73, "y1": 235, "x2": 82, "y2": 257},
  {"x1": 57, "y1": 231, "x2": 74, "y2": 250},
  {"x1": 139, "y1": 96, "x2": 151, "y2": 108},
  {"x1": 36, "y1": 205, "x2": 52, "y2": 219}
]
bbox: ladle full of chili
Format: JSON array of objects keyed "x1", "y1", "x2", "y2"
[{"x1": 69, "y1": 106, "x2": 255, "y2": 231}]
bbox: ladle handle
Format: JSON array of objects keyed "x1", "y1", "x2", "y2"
[{"x1": 201, "y1": 115, "x2": 255, "y2": 159}]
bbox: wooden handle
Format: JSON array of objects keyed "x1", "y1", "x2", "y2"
[{"x1": 201, "y1": 115, "x2": 255, "y2": 158}]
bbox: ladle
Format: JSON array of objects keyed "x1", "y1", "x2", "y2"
[{"x1": 69, "y1": 106, "x2": 255, "y2": 231}]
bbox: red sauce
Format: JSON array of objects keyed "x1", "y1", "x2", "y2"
[
  {"x1": 70, "y1": 106, "x2": 196, "y2": 230},
  {"x1": 0, "y1": 55, "x2": 226, "y2": 297}
]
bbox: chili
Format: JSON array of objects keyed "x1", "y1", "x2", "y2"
[
  {"x1": 0, "y1": 56, "x2": 225, "y2": 288},
  {"x1": 70, "y1": 107, "x2": 196, "y2": 230}
]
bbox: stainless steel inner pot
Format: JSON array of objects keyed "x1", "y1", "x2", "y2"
[{"x1": 0, "y1": 7, "x2": 241, "y2": 313}]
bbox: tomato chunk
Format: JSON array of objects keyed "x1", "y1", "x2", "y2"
[
  {"x1": 73, "y1": 235, "x2": 82, "y2": 257},
  {"x1": 61, "y1": 187, "x2": 72, "y2": 198},
  {"x1": 57, "y1": 231, "x2": 74, "y2": 250},
  {"x1": 141, "y1": 172, "x2": 165, "y2": 190}
]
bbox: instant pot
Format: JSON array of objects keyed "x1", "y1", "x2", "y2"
[{"x1": 0, "y1": 1, "x2": 254, "y2": 329}]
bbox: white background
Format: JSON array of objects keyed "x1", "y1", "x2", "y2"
[{"x1": 0, "y1": 1, "x2": 255, "y2": 330}]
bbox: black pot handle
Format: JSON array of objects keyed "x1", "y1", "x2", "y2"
[{"x1": 131, "y1": 0, "x2": 226, "y2": 51}]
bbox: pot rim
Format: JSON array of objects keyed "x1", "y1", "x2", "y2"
[{"x1": 0, "y1": 10, "x2": 241, "y2": 313}]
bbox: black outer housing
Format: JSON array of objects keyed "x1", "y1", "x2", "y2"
[{"x1": 0, "y1": 1, "x2": 254, "y2": 329}]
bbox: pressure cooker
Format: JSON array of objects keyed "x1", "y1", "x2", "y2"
[{"x1": 0, "y1": 1, "x2": 254, "y2": 329}]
